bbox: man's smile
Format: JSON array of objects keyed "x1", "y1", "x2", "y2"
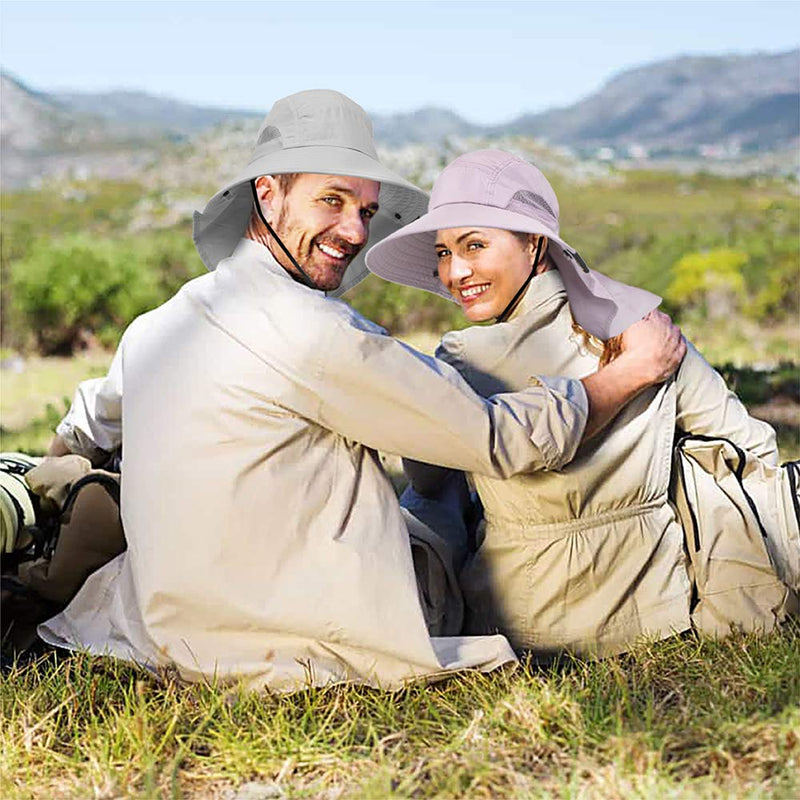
[
  {"x1": 317, "y1": 242, "x2": 348, "y2": 260},
  {"x1": 315, "y1": 237, "x2": 358, "y2": 267}
]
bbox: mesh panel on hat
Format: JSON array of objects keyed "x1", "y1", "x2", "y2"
[
  {"x1": 256, "y1": 125, "x2": 281, "y2": 146},
  {"x1": 505, "y1": 190, "x2": 558, "y2": 223}
]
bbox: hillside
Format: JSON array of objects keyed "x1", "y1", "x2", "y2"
[
  {"x1": 2, "y1": 49, "x2": 798, "y2": 188},
  {"x1": 50, "y1": 89, "x2": 261, "y2": 136},
  {"x1": 0, "y1": 73, "x2": 163, "y2": 188},
  {"x1": 501, "y1": 50, "x2": 800, "y2": 153}
]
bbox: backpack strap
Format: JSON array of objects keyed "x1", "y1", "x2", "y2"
[
  {"x1": 782, "y1": 460, "x2": 800, "y2": 529},
  {"x1": 61, "y1": 473, "x2": 121, "y2": 516},
  {"x1": 674, "y1": 431, "x2": 770, "y2": 541}
]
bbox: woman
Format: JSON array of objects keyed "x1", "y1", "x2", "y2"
[{"x1": 366, "y1": 150, "x2": 795, "y2": 657}]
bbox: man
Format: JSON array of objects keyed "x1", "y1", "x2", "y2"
[{"x1": 42, "y1": 90, "x2": 684, "y2": 691}]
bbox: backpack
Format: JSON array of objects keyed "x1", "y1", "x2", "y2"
[
  {"x1": 1, "y1": 453, "x2": 125, "y2": 661},
  {"x1": 670, "y1": 433, "x2": 800, "y2": 637}
]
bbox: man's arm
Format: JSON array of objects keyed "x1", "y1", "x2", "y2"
[
  {"x1": 580, "y1": 310, "x2": 686, "y2": 440},
  {"x1": 281, "y1": 305, "x2": 679, "y2": 479},
  {"x1": 404, "y1": 309, "x2": 685, "y2": 495}
]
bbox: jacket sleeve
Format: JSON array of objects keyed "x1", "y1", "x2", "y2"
[
  {"x1": 675, "y1": 341, "x2": 778, "y2": 465},
  {"x1": 56, "y1": 337, "x2": 125, "y2": 463},
  {"x1": 307, "y1": 314, "x2": 589, "y2": 478}
]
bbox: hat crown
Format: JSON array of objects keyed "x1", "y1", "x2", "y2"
[
  {"x1": 430, "y1": 149, "x2": 560, "y2": 232},
  {"x1": 251, "y1": 89, "x2": 378, "y2": 162}
]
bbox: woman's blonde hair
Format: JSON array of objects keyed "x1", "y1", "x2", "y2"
[
  {"x1": 513, "y1": 231, "x2": 625, "y2": 367},
  {"x1": 571, "y1": 322, "x2": 624, "y2": 368}
]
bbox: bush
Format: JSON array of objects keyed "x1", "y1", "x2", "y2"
[
  {"x1": 7, "y1": 229, "x2": 207, "y2": 355},
  {"x1": 665, "y1": 248, "x2": 748, "y2": 320},
  {"x1": 750, "y1": 254, "x2": 800, "y2": 321},
  {"x1": 9, "y1": 235, "x2": 162, "y2": 354},
  {"x1": 134, "y1": 229, "x2": 207, "y2": 297}
]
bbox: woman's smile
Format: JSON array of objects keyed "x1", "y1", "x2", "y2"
[{"x1": 459, "y1": 283, "x2": 491, "y2": 301}]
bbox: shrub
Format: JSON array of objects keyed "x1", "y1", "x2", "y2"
[
  {"x1": 133, "y1": 229, "x2": 206, "y2": 297},
  {"x1": 7, "y1": 228, "x2": 207, "y2": 355},
  {"x1": 665, "y1": 248, "x2": 748, "y2": 320},
  {"x1": 9, "y1": 235, "x2": 163, "y2": 354}
]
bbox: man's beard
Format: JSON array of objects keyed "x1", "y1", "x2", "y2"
[{"x1": 274, "y1": 208, "x2": 359, "y2": 290}]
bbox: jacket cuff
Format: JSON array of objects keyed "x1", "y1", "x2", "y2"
[
  {"x1": 55, "y1": 417, "x2": 109, "y2": 463},
  {"x1": 527, "y1": 375, "x2": 589, "y2": 470}
]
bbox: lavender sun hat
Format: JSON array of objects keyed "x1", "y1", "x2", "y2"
[
  {"x1": 366, "y1": 149, "x2": 660, "y2": 338},
  {"x1": 192, "y1": 90, "x2": 428, "y2": 297}
]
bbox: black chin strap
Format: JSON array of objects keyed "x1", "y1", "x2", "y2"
[
  {"x1": 496, "y1": 236, "x2": 545, "y2": 322},
  {"x1": 250, "y1": 180, "x2": 319, "y2": 290}
]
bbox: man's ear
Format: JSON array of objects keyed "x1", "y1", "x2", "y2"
[{"x1": 254, "y1": 175, "x2": 280, "y2": 222}]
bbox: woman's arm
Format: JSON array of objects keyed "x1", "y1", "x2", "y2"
[
  {"x1": 403, "y1": 459, "x2": 465, "y2": 498},
  {"x1": 675, "y1": 341, "x2": 778, "y2": 465},
  {"x1": 49, "y1": 332, "x2": 126, "y2": 466}
]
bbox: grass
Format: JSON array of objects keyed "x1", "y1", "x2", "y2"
[
  {"x1": 2, "y1": 341, "x2": 797, "y2": 461},
  {"x1": 2, "y1": 346, "x2": 799, "y2": 798},
  {"x1": 0, "y1": 352, "x2": 112, "y2": 454},
  {"x1": 2, "y1": 624, "x2": 799, "y2": 798}
]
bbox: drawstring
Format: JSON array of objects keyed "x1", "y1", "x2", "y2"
[
  {"x1": 496, "y1": 236, "x2": 545, "y2": 322},
  {"x1": 250, "y1": 180, "x2": 319, "y2": 290}
]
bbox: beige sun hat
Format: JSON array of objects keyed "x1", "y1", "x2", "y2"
[
  {"x1": 192, "y1": 90, "x2": 428, "y2": 296},
  {"x1": 366, "y1": 150, "x2": 661, "y2": 338}
]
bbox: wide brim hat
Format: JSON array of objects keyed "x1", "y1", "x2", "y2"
[
  {"x1": 192, "y1": 90, "x2": 428, "y2": 297},
  {"x1": 366, "y1": 150, "x2": 660, "y2": 339}
]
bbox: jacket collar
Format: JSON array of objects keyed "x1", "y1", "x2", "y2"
[
  {"x1": 228, "y1": 238, "x2": 328, "y2": 294},
  {"x1": 505, "y1": 268, "x2": 567, "y2": 323}
]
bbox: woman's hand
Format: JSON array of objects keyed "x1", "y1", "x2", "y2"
[
  {"x1": 47, "y1": 433, "x2": 73, "y2": 457},
  {"x1": 618, "y1": 310, "x2": 686, "y2": 386}
]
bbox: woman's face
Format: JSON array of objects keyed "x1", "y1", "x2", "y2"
[{"x1": 435, "y1": 227, "x2": 535, "y2": 322}]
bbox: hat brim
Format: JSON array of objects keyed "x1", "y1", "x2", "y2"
[
  {"x1": 365, "y1": 201, "x2": 661, "y2": 339},
  {"x1": 193, "y1": 145, "x2": 428, "y2": 298}
]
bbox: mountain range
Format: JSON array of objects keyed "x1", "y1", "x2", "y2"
[
  {"x1": 494, "y1": 49, "x2": 800, "y2": 153},
  {"x1": 2, "y1": 48, "x2": 798, "y2": 188}
]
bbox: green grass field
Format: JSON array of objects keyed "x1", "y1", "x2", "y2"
[
  {"x1": 2, "y1": 625, "x2": 799, "y2": 799},
  {"x1": 1, "y1": 350, "x2": 799, "y2": 798}
]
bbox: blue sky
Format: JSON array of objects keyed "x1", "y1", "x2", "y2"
[{"x1": 1, "y1": 1, "x2": 798, "y2": 123}]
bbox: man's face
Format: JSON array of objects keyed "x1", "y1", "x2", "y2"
[{"x1": 259, "y1": 173, "x2": 380, "y2": 291}]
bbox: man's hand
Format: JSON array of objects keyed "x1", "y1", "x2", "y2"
[
  {"x1": 617, "y1": 310, "x2": 686, "y2": 386},
  {"x1": 580, "y1": 310, "x2": 685, "y2": 441}
]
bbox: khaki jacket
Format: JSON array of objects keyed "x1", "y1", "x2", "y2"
[
  {"x1": 431, "y1": 270, "x2": 787, "y2": 657},
  {"x1": 40, "y1": 241, "x2": 590, "y2": 692}
]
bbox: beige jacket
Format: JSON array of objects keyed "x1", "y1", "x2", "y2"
[
  {"x1": 40, "y1": 240, "x2": 591, "y2": 692},
  {"x1": 429, "y1": 270, "x2": 786, "y2": 657}
]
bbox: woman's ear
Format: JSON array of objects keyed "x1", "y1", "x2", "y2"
[{"x1": 528, "y1": 234, "x2": 548, "y2": 260}]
